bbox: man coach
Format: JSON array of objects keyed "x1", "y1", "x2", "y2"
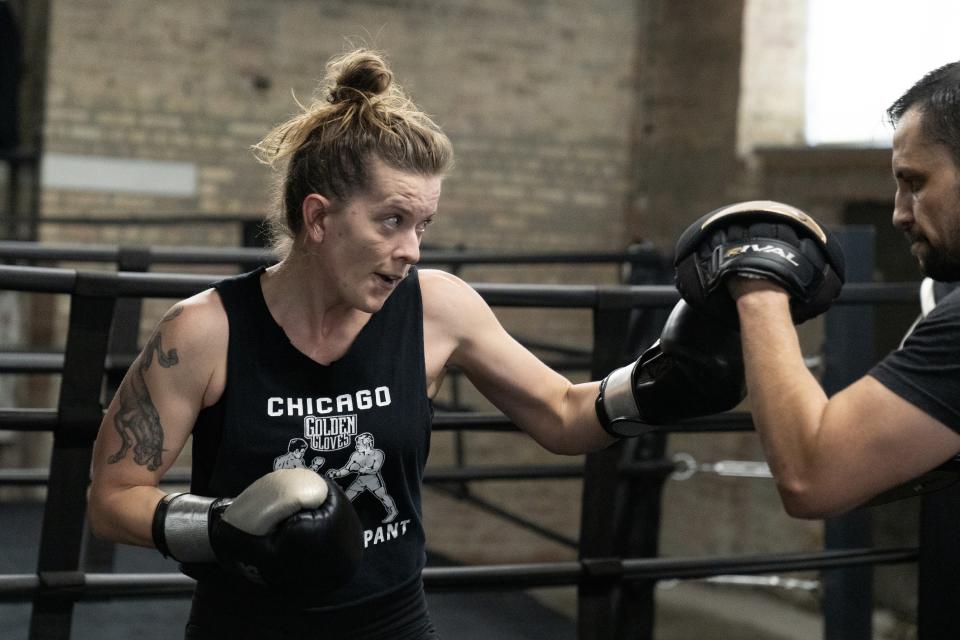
[{"x1": 685, "y1": 61, "x2": 960, "y2": 519}]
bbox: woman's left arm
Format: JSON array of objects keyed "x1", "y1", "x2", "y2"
[{"x1": 420, "y1": 269, "x2": 613, "y2": 455}]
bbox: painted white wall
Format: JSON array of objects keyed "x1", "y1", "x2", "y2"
[{"x1": 41, "y1": 153, "x2": 197, "y2": 197}]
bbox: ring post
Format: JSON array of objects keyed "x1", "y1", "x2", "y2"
[
  {"x1": 81, "y1": 247, "x2": 153, "y2": 574},
  {"x1": 579, "y1": 286, "x2": 667, "y2": 640},
  {"x1": 29, "y1": 272, "x2": 117, "y2": 640},
  {"x1": 822, "y1": 225, "x2": 875, "y2": 640},
  {"x1": 918, "y1": 481, "x2": 960, "y2": 638},
  {"x1": 578, "y1": 291, "x2": 632, "y2": 639}
]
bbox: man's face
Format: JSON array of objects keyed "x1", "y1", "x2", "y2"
[{"x1": 892, "y1": 106, "x2": 960, "y2": 281}]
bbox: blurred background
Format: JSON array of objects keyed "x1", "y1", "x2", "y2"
[{"x1": 2, "y1": 0, "x2": 956, "y2": 637}]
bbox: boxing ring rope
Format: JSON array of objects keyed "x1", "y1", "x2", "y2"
[
  {"x1": 0, "y1": 238, "x2": 669, "y2": 270},
  {"x1": 0, "y1": 250, "x2": 953, "y2": 639},
  {"x1": 0, "y1": 242, "x2": 653, "y2": 381},
  {"x1": 0, "y1": 547, "x2": 919, "y2": 600}
]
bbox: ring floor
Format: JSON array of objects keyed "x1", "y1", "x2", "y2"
[{"x1": 1, "y1": 502, "x2": 824, "y2": 639}]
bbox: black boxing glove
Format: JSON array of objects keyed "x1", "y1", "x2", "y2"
[
  {"x1": 153, "y1": 468, "x2": 362, "y2": 593},
  {"x1": 674, "y1": 200, "x2": 845, "y2": 326},
  {"x1": 595, "y1": 300, "x2": 745, "y2": 437}
]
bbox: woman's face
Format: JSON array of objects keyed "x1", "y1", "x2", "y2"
[{"x1": 312, "y1": 157, "x2": 443, "y2": 313}]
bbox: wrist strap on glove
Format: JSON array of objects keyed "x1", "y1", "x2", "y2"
[
  {"x1": 596, "y1": 360, "x2": 640, "y2": 435},
  {"x1": 153, "y1": 492, "x2": 222, "y2": 563}
]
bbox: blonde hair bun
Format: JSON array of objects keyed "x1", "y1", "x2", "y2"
[{"x1": 327, "y1": 51, "x2": 394, "y2": 103}]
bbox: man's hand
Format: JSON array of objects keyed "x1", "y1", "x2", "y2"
[{"x1": 727, "y1": 275, "x2": 791, "y2": 302}]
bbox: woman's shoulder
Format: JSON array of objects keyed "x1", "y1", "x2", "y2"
[
  {"x1": 175, "y1": 286, "x2": 227, "y2": 322},
  {"x1": 417, "y1": 269, "x2": 485, "y2": 313},
  {"x1": 417, "y1": 268, "x2": 498, "y2": 346},
  {"x1": 159, "y1": 287, "x2": 229, "y2": 356}
]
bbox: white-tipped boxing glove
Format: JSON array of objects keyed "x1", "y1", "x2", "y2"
[{"x1": 153, "y1": 468, "x2": 363, "y2": 593}]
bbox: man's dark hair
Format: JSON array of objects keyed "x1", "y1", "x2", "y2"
[{"x1": 888, "y1": 61, "x2": 960, "y2": 164}]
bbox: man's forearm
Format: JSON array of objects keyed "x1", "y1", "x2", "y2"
[{"x1": 736, "y1": 289, "x2": 828, "y2": 497}]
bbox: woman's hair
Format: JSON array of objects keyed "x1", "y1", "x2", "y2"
[{"x1": 252, "y1": 49, "x2": 454, "y2": 257}]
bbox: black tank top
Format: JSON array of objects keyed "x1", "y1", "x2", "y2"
[{"x1": 190, "y1": 266, "x2": 433, "y2": 613}]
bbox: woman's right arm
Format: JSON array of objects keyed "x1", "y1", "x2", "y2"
[{"x1": 87, "y1": 289, "x2": 227, "y2": 548}]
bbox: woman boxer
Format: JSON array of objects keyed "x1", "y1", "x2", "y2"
[{"x1": 87, "y1": 48, "x2": 743, "y2": 639}]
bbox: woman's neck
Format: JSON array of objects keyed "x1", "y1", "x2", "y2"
[{"x1": 260, "y1": 255, "x2": 371, "y2": 351}]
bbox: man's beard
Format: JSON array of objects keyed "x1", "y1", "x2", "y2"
[{"x1": 916, "y1": 238, "x2": 960, "y2": 281}]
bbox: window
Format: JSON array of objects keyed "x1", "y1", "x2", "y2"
[{"x1": 805, "y1": 0, "x2": 960, "y2": 146}]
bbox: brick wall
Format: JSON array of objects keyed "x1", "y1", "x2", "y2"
[
  {"x1": 38, "y1": 0, "x2": 639, "y2": 367},
  {"x1": 737, "y1": 0, "x2": 807, "y2": 158},
  {"x1": 41, "y1": 0, "x2": 637, "y2": 255},
  {"x1": 31, "y1": 0, "x2": 642, "y2": 571},
  {"x1": 626, "y1": 0, "x2": 747, "y2": 247}
]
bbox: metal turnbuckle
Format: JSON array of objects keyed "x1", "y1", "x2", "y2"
[
  {"x1": 659, "y1": 574, "x2": 820, "y2": 592},
  {"x1": 671, "y1": 452, "x2": 772, "y2": 481}
]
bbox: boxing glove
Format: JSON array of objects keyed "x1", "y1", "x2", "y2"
[
  {"x1": 153, "y1": 468, "x2": 362, "y2": 593},
  {"x1": 674, "y1": 200, "x2": 845, "y2": 326},
  {"x1": 596, "y1": 300, "x2": 746, "y2": 437}
]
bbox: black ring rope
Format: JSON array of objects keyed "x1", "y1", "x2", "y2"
[
  {"x1": 0, "y1": 547, "x2": 919, "y2": 601},
  {"x1": 0, "y1": 239, "x2": 669, "y2": 269},
  {"x1": 0, "y1": 408, "x2": 757, "y2": 434},
  {"x1": 0, "y1": 263, "x2": 920, "y2": 306}
]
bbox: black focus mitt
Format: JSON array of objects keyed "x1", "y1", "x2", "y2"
[{"x1": 674, "y1": 200, "x2": 845, "y2": 326}]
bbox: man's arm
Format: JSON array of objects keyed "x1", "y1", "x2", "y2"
[{"x1": 734, "y1": 279, "x2": 960, "y2": 518}]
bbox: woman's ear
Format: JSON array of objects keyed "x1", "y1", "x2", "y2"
[{"x1": 302, "y1": 193, "x2": 332, "y2": 243}]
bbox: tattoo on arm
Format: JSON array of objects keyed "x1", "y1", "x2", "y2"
[{"x1": 106, "y1": 306, "x2": 183, "y2": 470}]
